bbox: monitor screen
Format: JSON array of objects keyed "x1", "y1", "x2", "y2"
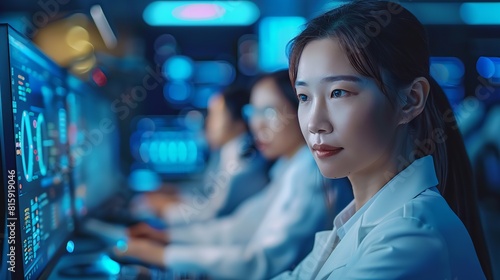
[
  {"x1": 129, "y1": 115, "x2": 208, "y2": 180},
  {"x1": 66, "y1": 75, "x2": 122, "y2": 220},
  {"x1": 0, "y1": 25, "x2": 74, "y2": 280}
]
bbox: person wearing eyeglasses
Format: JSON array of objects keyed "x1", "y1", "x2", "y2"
[
  {"x1": 130, "y1": 86, "x2": 270, "y2": 226},
  {"x1": 115, "y1": 70, "x2": 339, "y2": 279}
]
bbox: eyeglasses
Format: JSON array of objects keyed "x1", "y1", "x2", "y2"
[{"x1": 242, "y1": 104, "x2": 278, "y2": 122}]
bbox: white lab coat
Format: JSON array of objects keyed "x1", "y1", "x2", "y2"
[
  {"x1": 274, "y1": 155, "x2": 486, "y2": 280},
  {"x1": 163, "y1": 133, "x2": 269, "y2": 225},
  {"x1": 164, "y1": 145, "x2": 328, "y2": 279}
]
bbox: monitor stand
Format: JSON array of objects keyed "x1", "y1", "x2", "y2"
[
  {"x1": 57, "y1": 253, "x2": 121, "y2": 279},
  {"x1": 58, "y1": 263, "x2": 113, "y2": 278},
  {"x1": 71, "y1": 234, "x2": 108, "y2": 254},
  {"x1": 57, "y1": 255, "x2": 170, "y2": 279}
]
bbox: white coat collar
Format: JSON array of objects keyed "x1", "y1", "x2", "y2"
[
  {"x1": 314, "y1": 155, "x2": 439, "y2": 279},
  {"x1": 359, "y1": 155, "x2": 439, "y2": 227}
]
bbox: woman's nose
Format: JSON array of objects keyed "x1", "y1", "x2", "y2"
[
  {"x1": 250, "y1": 117, "x2": 267, "y2": 133},
  {"x1": 307, "y1": 101, "x2": 333, "y2": 134}
]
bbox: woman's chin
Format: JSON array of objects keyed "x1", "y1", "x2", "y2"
[
  {"x1": 318, "y1": 166, "x2": 350, "y2": 179},
  {"x1": 260, "y1": 149, "x2": 279, "y2": 160}
]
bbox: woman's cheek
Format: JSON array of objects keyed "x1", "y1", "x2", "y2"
[{"x1": 342, "y1": 103, "x2": 381, "y2": 150}]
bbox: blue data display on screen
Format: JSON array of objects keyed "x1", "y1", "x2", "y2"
[
  {"x1": 65, "y1": 75, "x2": 121, "y2": 219},
  {"x1": 8, "y1": 33, "x2": 74, "y2": 280}
]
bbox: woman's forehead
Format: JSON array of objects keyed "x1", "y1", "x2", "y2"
[
  {"x1": 297, "y1": 38, "x2": 360, "y2": 83},
  {"x1": 251, "y1": 79, "x2": 283, "y2": 104}
]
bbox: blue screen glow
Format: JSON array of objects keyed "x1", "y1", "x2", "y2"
[
  {"x1": 163, "y1": 81, "x2": 192, "y2": 104},
  {"x1": 163, "y1": 55, "x2": 194, "y2": 81},
  {"x1": 430, "y1": 57, "x2": 465, "y2": 86},
  {"x1": 461, "y1": 3, "x2": 500, "y2": 25},
  {"x1": 259, "y1": 17, "x2": 306, "y2": 72},
  {"x1": 143, "y1": 1, "x2": 260, "y2": 26},
  {"x1": 477, "y1": 56, "x2": 500, "y2": 79}
]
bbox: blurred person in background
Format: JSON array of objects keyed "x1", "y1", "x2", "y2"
[
  {"x1": 131, "y1": 86, "x2": 271, "y2": 226},
  {"x1": 115, "y1": 70, "x2": 334, "y2": 279}
]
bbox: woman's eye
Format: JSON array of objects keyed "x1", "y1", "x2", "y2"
[
  {"x1": 331, "y1": 89, "x2": 348, "y2": 98},
  {"x1": 297, "y1": 94, "x2": 308, "y2": 102}
]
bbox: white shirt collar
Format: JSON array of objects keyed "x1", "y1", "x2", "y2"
[{"x1": 333, "y1": 155, "x2": 439, "y2": 240}]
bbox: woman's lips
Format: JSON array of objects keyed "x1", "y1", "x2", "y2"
[
  {"x1": 311, "y1": 144, "x2": 343, "y2": 159},
  {"x1": 255, "y1": 140, "x2": 269, "y2": 151}
]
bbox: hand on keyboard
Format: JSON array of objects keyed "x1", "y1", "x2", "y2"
[
  {"x1": 111, "y1": 238, "x2": 167, "y2": 268},
  {"x1": 128, "y1": 222, "x2": 169, "y2": 244},
  {"x1": 130, "y1": 192, "x2": 180, "y2": 219}
]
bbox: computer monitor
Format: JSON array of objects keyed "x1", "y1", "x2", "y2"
[
  {"x1": 66, "y1": 75, "x2": 127, "y2": 229},
  {"x1": 0, "y1": 24, "x2": 74, "y2": 280},
  {"x1": 66, "y1": 74, "x2": 122, "y2": 221},
  {"x1": 129, "y1": 115, "x2": 209, "y2": 180}
]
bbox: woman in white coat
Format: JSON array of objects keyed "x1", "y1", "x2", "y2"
[
  {"x1": 115, "y1": 70, "x2": 332, "y2": 279},
  {"x1": 274, "y1": 1, "x2": 492, "y2": 279}
]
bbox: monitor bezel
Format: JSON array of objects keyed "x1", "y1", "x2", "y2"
[
  {"x1": 0, "y1": 23, "x2": 24, "y2": 280},
  {"x1": 0, "y1": 23, "x2": 75, "y2": 280}
]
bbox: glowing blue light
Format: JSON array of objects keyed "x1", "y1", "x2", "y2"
[
  {"x1": 128, "y1": 169, "x2": 161, "y2": 191},
  {"x1": 193, "y1": 87, "x2": 216, "y2": 108},
  {"x1": 130, "y1": 131, "x2": 143, "y2": 160},
  {"x1": 66, "y1": 240, "x2": 75, "y2": 253},
  {"x1": 168, "y1": 141, "x2": 178, "y2": 163},
  {"x1": 116, "y1": 239, "x2": 128, "y2": 252},
  {"x1": 139, "y1": 141, "x2": 150, "y2": 163},
  {"x1": 56, "y1": 86, "x2": 65, "y2": 96},
  {"x1": 477, "y1": 57, "x2": 500, "y2": 79},
  {"x1": 143, "y1": 1, "x2": 259, "y2": 26},
  {"x1": 178, "y1": 141, "x2": 188, "y2": 162},
  {"x1": 98, "y1": 255, "x2": 120, "y2": 275},
  {"x1": 475, "y1": 86, "x2": 500, "y2": 104},
  {"x1": 183, "y1": 110, "x2": 205, "y2": 130},
  {"x1": 320, "y1": 1, "x2": 346, "y2": 13},
  {"x1": 159, "y1": 142, "x2": 169, "y2": 162},
  {"x1": 164, "y1": 82, "x2": 192, "y2": 104},
  {"x1": 430, "y1": 57, "x2": 465, "y2": 86},
  {"x1": 321, "y1": 2, "x2": 463, "y2": 25},
  {"x1": 59, "y1": 109, "x2": 67, "y2": 144},
  {"x1": 137, "y1": 118, "x2": 156, "y2": 132},
  {"x1": 36, "y1": 113, "x2": 47, "y2": 176},
  {"x1": 163, "y1": 56, "x2": 193, "y2": 80},
  {"x1": 403, "y1": 3, "x2": 462, "y2": 24},
  {"x1": 259, "y1": 17, "x2": 306, "y2": 72},
  {"x1": 9, "y1": 35, "x2": 52, "y2": 70},
  {"x1": 149, "y1": 141, "x2": 160, "y2": 163},
  {"x1": 21, "y1": 111, "x2": 34, "y2": 182},
  {"x1": 187, "y1": 140, "x2": 198, "y2": 163},
  {"x1": 460, "y1": 3, "x2": 500, "y2": 25},
  {"x1": 442, "y1": 86, "x2": 465, "y2": 107},
  {"x1": 194, "y1": 61, "x2": 235, "y2": 85}
]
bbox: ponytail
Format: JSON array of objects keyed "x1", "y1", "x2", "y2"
[
  {"x1": 287, "y1": 1, "x2": 493, "y2": 277},
  {"x1": 420, "y1": 77, "x2": 492, "y2": 279}
]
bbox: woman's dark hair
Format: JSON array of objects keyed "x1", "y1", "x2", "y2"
[
  {"x1": 288, "y1": 1, "x2": 492, "y2": 278},
  {"x1": 252, "y1": 69, "x2": 299, "y2": 110},
  {"x1": 219, "y1": 85, "x2": 256, "y2": 157},
  {"x1": 220, "y1": 85, "x2": 252, "y2": 124}
]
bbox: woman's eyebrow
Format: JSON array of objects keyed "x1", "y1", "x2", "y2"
[{"x1": 295, "y1": 75, "x2": 363, "y2": 87}]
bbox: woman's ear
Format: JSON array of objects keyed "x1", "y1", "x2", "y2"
[{"x1": 399, "y1": 77, "x2": 430, "y2": 125}]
